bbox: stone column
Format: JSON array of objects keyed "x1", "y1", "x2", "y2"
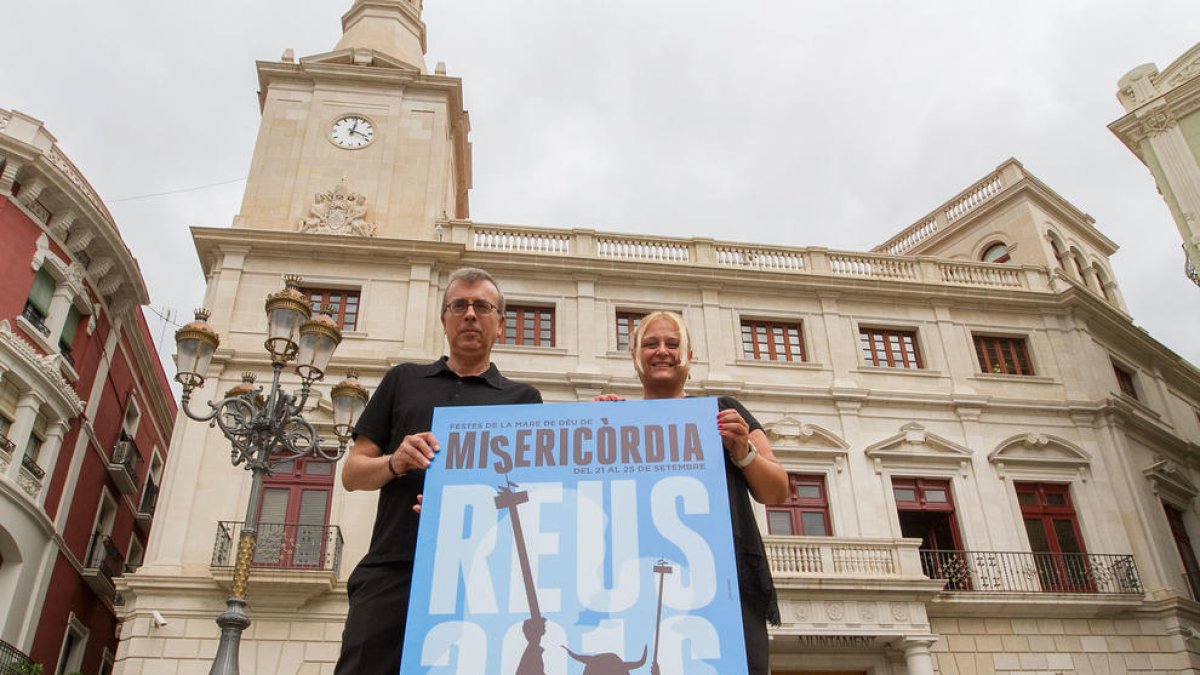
[
  {"x1": 896, "y1": 636, "x2": 938, "y2": 675},
  {"x1": 4, "y1": 391, "x2": 45, "y2": 481},
  {"x1": 34, "y1": 420, "x2": 67, "y2": 505}
]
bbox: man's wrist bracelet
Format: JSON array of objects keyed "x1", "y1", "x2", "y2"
[
  {"x1": 387, "y1": 453, "x2": 402, "y2": 478},
  {"x1": 733, "y1": 440, "x2": 758, "y2": 469}
]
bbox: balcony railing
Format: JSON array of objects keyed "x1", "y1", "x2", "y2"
[
  {"x1": 919, "y1": 549, "x2": 1142, "y2": 594},
  {"x1": 764, "y1": 535, "x2": 927, "y2": 580},
  {"x1": 138, "y1": 479, "x2": 159, "y2": 517},
  {"x1": 20, "y1": 302, "x2": 50, "y2": 338},
  {"x1": 20, "y1": 453, "x2": 44, "y2": 480},
  {"x1": 212, "y1": 521, "x2": 343, "y2": 575},
  {"x1": 107, "y1": 434, "x2": 142, "y2": 494},
  {"x1": 0, "y1": 639, "x2": 35, "y2": 674},
  {"x1": 0, "y1": 435, "x2": 14, "y2": 455},
  {"x1": 440, "y1": 219, "x2": 1053, "y2": 294},
  {"x1": 83, "y1": 533, "x2": 125, "y2": 598}
]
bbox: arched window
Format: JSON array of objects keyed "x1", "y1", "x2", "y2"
[
  {"x1": 981, "y1": 242, "x2": 1010, "y2": 263},
  {"x1": 1048, "y1": 236, "x2": 1066, "y2": 270}
]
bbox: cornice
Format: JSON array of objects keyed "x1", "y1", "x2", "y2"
[
  {"x1": 0, "y1": 112, "x2": 150, "y2": 310},
  {"x1": 255, "y1": 59, "x2": 466, "y2": 113}
]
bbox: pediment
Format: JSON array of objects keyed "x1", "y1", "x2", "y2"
[
  {"x1": 988, "y1": 433, "x2": 1091, "y2": 480},
  {"x1": 300, "y1": 48, "x2": 421, "y2": 73},
  {"x1": 864, "y1": 423, "x2": 972, "y2": 474},
  {"x1": 1143, "y1": 457, "x2": 1198, "y2": 506},
  {"x1": 763, "y1": 416, "x2": 849, "y2": 467}
]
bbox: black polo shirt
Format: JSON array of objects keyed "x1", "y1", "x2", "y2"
[{"x1": 352, "y1": 357, "x2": 543, "y2": 565}]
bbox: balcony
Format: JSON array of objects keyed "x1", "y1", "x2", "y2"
[
  {"x1": 82, "y1": 533, "x2": 124, "y2": 600},
  {"x1": 764, "y1": 535, "x2": 943, "y2": 596},
  {"x1": 919, "y1": 549, "x2": 1142, "y2": 595},
  {"x1": 0, "y1": 639, "x2": 35, "y2": 674},
  {"x1": 134, "y1": 479, "x2": 158, "y2": 533},
  {"x1": 20, "y1": 302, "x2": 50, "y2": 338},
  {"x1": 107, "y1": 434, "x2": 141, "y2": 494},
  {"x1": 19, "y1": 452, "x2": 44, "y2": 480},
  {"x1": 211, "y1": 521, "x2": 343, "y2": 605},
  {"x1": 0, "y1": 435, "x2": 14, "y2": 455}
]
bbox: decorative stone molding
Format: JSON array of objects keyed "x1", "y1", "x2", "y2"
[
  {"x1": 864, "y1": 422, "x2": 972, "y2": 475},
  {"x1": 1140, "y1": 107, "x2": 1178, "y2": 137},
  {"x1": 16, "y1": 467, "x2": 42, "y2": 498},
  {"x1": 0, "y1": 319, "x2": 84, "y2": 416},
  {"x1": 1165, "y1": 53, "x2": 1200, "y2": 88},
  {"x1": 87, "y1": 256, "x2": 115, "y2": 279},
  {"x1": 47, "y1": 146, "x2": 103, "y2": 211},
  {"x1": 30, "y1": 235, "x2": 90, "y2": 304},
  {"x1": 1143, "y1": 457, "x2": 1198, "y2": 506},
  {"x1": 764, "y1": 416, "x2": 849, "y2": 470},
  {"x1": 66, "y1": 228, "x2": 94, "y2": 253},
  {"x1": 298, "y1": 179, "x2": 376, "y2": 237},
  {"x1": 988, "y1": 432, "x2": 1091, "y2": 480}
]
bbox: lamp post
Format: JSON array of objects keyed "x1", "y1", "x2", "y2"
[{"x1": 173, "y1": 275, "x2": 370, "y2": 675}]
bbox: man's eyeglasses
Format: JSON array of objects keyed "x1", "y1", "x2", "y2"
[{"x1": 444, "y1": 299, "x2": 498, "y2": 316}]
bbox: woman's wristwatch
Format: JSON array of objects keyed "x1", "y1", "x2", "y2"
[{"x1": 733, "y1": 440, "x2": 758, "y2": 469}]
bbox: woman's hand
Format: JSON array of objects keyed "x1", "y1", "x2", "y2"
[
  {"x1": 593, "y1": 393, "x2": 625, "y2": 402},
  {"x1": 717, "y1": 408, "x2": 753, "y2": 463}
]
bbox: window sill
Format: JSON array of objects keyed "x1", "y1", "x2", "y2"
[
  {"x1": 735, "y1": 358, "x2": 824, "y2": 370},
  {"x1": 493, "y1": 344, "x2": 569, "y2": 356},
  {"x1": 855, "y1": 366, "x2": 945, "y2": 378},
  {"x1": 1113, "y1": 392, "x2": 1160, "y2": 419},
  {"x1": 969, "y1": 373, "x2": 1056, "y2": 385}
]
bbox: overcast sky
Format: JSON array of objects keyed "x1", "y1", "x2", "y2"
[{"x1": 3, "y1": 1, "x2": 1199, "y2": 373}]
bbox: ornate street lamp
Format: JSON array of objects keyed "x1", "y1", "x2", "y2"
[{"x1": 174, "y1": 276, "x2": 369, "y2": 675}]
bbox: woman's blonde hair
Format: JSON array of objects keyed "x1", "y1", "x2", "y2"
[{"x1": 630, "y1": 310, "x2": 692, "y2": 374}]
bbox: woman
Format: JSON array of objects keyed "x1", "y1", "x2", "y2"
[{"x1": 598, "y1": 310, "x2": 789, "y2": 675}]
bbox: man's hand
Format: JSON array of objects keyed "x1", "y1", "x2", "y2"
[
  {"x1": 593, "y1": 393, "x2": 625, "y2": 402},
  {"x1": 392, "y1": 432, "x2": 440, "y2": 473}
]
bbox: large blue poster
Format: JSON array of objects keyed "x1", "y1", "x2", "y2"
[{"x1": 400, "y1": 397, "x2": 747, "y2": 674}]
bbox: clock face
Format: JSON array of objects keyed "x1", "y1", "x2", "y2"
[{"x1": 330, "y1": 116, "x2": 375, "y2": 149}]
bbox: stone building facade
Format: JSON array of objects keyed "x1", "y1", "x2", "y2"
[
  {"x1": 0, "y1": 109, "x2": 177, "y2": 674},
  {"x1": 117, "y1": 2, "x2": 1200, "y2": 673},
  {"x1": 1110, "y1": 42, "x2": 1200, "y2": 284}
]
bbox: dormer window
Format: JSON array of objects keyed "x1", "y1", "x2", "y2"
[{"x1": 981, "y1": 242, "x2": 1010, "y2": 263}]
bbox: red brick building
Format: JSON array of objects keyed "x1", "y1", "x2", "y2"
[{"x1": 0, "y1": 108, "x2": 176, "y2": 675}]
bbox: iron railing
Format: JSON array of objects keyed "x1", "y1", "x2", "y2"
[
  {"x1": 110, "y1": 434, "x2": 142, "y2": 489},
  {"x1": 59, "y1": 343, "x2": 75, "y2": 367},
  {"x1": 212, "y1": 521, "x2": 343, "y2": 574},
  {"x1": 920, "y1": 549, "x2": 1142, "y2": 594},
  {"x1": 19, "y1": 453, "x2": 43, "y2": 480},
  {"x1": 0, "y1": 435, "x2": 14, "y2": 454},
  {"x1": 138, "y1": 479, "x2": 159, "y2": 517},
  {"x1": 20, "y1": 302, "x2": 50, "y2": 338},
  {"x1": 0, "y1": 639, "x2": 34, "y2": 674},
  {"x1": 86, "y1": 533, "x2": 125, "y2": 589}
]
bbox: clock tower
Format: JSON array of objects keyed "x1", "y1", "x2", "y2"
[{"x1": 236, "y1": 0, "x2": 471, "y2": 239}]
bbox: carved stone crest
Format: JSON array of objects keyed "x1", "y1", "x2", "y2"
[{"x1": 299, "y1": 179, "x2": 376, "y2": 237}]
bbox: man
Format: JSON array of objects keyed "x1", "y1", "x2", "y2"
[{"x1": 334, "y1": 267, "x2": 543, "y2": 675}]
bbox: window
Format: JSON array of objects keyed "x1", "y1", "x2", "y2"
[
  {"x1": 122, "y1": 398, "x2": 141, "y2": 439},
  {"x1": 615, "y1": 311, "x2": 646, "y2": 352},
  {"x1": 893, "y1": 477, "x2": 967, "y2": 588},
  {"x1": 23, "y1": 267, "x2": 56, "y2": 337},
  {"x1": 1164, "y1": 503, "x2": 1200, "y2": 601},
  {"x1": 125, "y1": 536, "x2": 145, "y2": 573},
  {"x1": 60, "y1": 305, "x2": 81, "y2": 364},
  {"x1": 140, "y1": 453, "x2": 164, "y2": 515},
  {"x1": 767, "y1": 474, "x2": 830, "y2": 536},
  {"x1": 1015, "y1": 482, "x2": 1091, "y2": 591},
  {"x1": 256, "y1": 457, "x2": 335, "y2": 568},
  {"x1": 981, "y1": 242, "x2": 1010, "y2": 263},
  {"x1": 973, "y1": 335, "x2": 1034, "y2": 375},
  {"x1": 500, "y1": 305, "x2": 555, "y2": 347},
  {"x1": 1049, "y1": 237, "x2": 1066, "y2": 270},
  {"x1": 741, "y1": 319, "x2": 805, "y2": 362},
  {"x1": 859, "y1": 327, "x2": 923, "y2": 369},
  {"x1": 1112, "y1": 361, "x2": 1139, "y2": 400},
  {"x1": 301, "y1": 287, "x2": 360, "y2": 331},
  {"x1": 55, "y1": 615, "x2": 88, "y2": 675},
  {"x1": 22, "y1": 413, "x2": 46, "y2": 478}
]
